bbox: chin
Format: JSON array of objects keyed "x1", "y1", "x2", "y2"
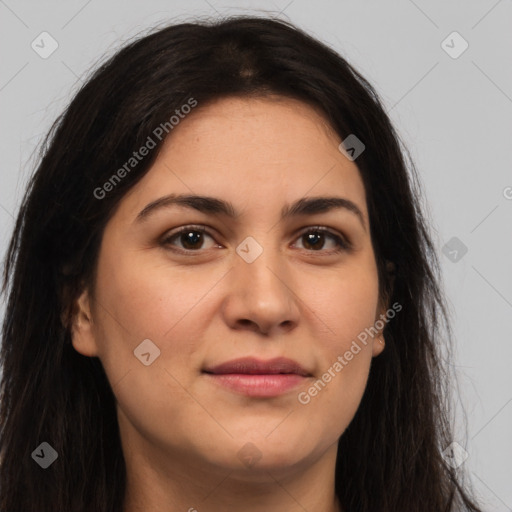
[
  {"x1": 225, "y1": 452, "x2": 313, "y2": 484},
  {"x1": 206, "y1": 434, "x2": 317, "y2": 476}
]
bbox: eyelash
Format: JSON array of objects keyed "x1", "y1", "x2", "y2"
[{"x1": 160, "y1": 224, "x2": 350, "y2": 256}]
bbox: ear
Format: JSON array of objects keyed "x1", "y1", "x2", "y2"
[
  {"x1": 70, "y1": 288, "x2": 99, "y2": 357},
  {"x1": 372, "y1": 260, "x2": 396, "y2": 358},
  {"x1": 372, "y1": 332, "x2": 386, "y2": 358}
]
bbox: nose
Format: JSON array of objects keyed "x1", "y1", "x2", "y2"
[{"x1": 221, "y1": 241, "x2": 300, "y2": 336}]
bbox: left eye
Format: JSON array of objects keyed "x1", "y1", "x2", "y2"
[
  {"x1": 293, "y1": 227, "x2": 348, "y2": 253},
  {"x1": 161, "y1": 225, "x2": 348, "y2": 254}
]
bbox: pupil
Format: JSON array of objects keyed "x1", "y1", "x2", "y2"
[
  {"x1": 305, "y1": 232, "x2": 323, "y2": 250},
  {"x1": 182, "y1": 231, "x2": 202, "y2": 249}
]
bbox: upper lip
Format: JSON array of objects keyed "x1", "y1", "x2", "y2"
[{"x1": 203, "y1": 357, "x2": 311, "y2": 377}]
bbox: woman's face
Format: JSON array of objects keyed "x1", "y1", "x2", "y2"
[{"x1": 72, "y1": 96, "x2": 386, "y2": 480}]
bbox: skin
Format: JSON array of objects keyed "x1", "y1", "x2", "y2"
[{"x1": 71, "y1": 96, "x2": 388, "y2": 512}]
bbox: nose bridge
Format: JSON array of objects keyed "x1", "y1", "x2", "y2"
[
  {"x1": 221, "y1": 232, "x2": 299, "y2": 334},
  {"x1": 235, "y1": 232, "x2": 289, "y2": 299}
]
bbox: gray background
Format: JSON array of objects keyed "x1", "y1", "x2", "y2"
[{"x1": 1, "y1": 1, "x2": 511, "y2": 509}]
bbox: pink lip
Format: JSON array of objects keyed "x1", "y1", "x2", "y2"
[{"x1": 202, "y1": 357, "x2": 311, "y2": 397}]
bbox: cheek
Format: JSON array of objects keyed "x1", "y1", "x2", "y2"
[
  {"x1": 89, "y1": 250, "x2": 218, "y2": 446},
  {"x1": 94, "y1": 246, "x2": 216, "y2": 347},
  {"x1": 295, "y1": 261, "x2": 379, "y2": 433},
  {"x1": 308, "y1": 259, "x2": 380, "y2": 353},
  {"x1": 90, "y1": 244, "x2": 233, "y2": 411}
]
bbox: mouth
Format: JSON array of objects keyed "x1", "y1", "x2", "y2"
[{"x1": 202, "y1": 357, "x2": 312, "y2": 397}]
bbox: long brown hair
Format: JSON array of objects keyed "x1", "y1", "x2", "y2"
[{"x1": 1, "y1": 15, "x2": 482, "y2": 511}]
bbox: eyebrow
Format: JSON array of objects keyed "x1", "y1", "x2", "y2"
[{"x1": 134, "y1": 194, "x2": 366, "y2": 230}]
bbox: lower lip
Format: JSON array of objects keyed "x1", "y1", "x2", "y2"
[{"x1": 204, "y1": 373, "x2": 307, "y2": 397}]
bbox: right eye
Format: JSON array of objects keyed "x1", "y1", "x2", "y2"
[{"x1": 160, "y1": 225, "x2": 221, "y2": 253}]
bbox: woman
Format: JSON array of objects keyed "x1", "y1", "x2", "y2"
[{"x1": 0, "y1": 15, "x2": 483, "y2": 512}]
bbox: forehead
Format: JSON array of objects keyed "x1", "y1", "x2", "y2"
[
  {"x1": 164, "y1": 95, "x2": 343, "y2": 166},
  {"x1": 118, "y1": 96, "x2": 368, "y2": 223}
]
